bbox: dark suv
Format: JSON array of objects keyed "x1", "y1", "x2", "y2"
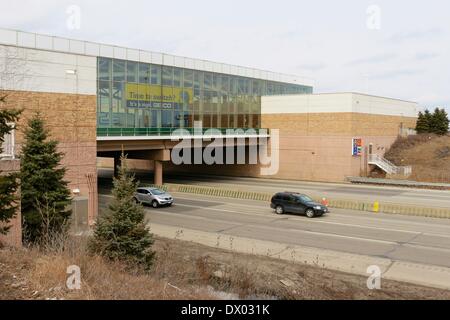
[{"x1": 270, "y1": 192, "x2": 329, "y2": 218}]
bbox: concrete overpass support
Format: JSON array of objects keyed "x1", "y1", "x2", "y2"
[
  {"x1": 154, "y1": 160, "x2": 163, "y2": 185},
  {"x1": 98, "y1": 149, "x2": 171, "y2": 185},
  {"x1": 113, "y1": 155, "x2": 120, "y2": 177}
]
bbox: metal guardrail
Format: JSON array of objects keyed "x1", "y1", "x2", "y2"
[
  {"x1": 96, "y1": 127, "x2": 270, "y2": 137},
  {"x1": 368, "y1": 154, "x2": 412, "y2": 177}
]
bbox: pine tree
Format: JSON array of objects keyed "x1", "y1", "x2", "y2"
[
  {"x1": 20, "y1": 113, "x2": 72, "y2": 243},
  {"x1": 88, "y1": 153, "x2": 155, "y2": 270},
  {"x1": 415, "y1": 111, "x2": 428, "y2": 134},
  {"x1": 423, "y1": 109, "x2": 433, "y2": 133},
  {"x1": 441, "y1": 108, "x2": 450, "y2": 134},
  {"x1": 432, "y1": 108, "x2": 449, "y2": 135},
  {"x1": 0, "y1": 108, "x2": 21, "y2": 235}
]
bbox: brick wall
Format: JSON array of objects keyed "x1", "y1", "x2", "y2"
[
  {"x1": 1, "y1": 89, "x2": 98, "y2": 231},
  {"x1": 260, "y1": 113, "x2": 417, "y2": 182},
  {"x1": 1, "y1": 90, "x2": 97, "y2": 197}
]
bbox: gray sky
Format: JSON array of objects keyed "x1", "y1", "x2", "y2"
[{"x1": 1, "y1": 0, "x2": 449, "y2": 111}]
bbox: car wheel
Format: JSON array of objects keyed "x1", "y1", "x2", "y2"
[
  {"x1": 305, "y1": 208, "x2": 315, "y2": 218},
  {"x1": 151, "y1": 200, "x2": 159, "y2": 208},
  {"x1": 275, "y1": 205, "x2": 284, "y2": 215},
  {"x1": 133, "y1": 197, "x2": 139, "y2": 204}
]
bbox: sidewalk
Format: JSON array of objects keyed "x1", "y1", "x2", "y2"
[{"x1": 149, "y1": 223, "x2": 450, "y2": 291}]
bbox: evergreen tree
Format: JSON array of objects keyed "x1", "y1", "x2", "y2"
[
  {"x1": 89, "y1": 153, "x2": 155, "y2": 270},
  {"x1": 415, "y1": 108, "x2": 449, "y2": 135},
  {"x1": 432, "y1": 108, "x2": 449, "y2": 135},
  {"x1": 423, "y1": 109, "x2": 433, "y2": 132},
  {"x1": 415, "y1": 111, "x2": 428, "y2": 134},
  {"x1": 441, "y1": 108, "x2": 450, "y2": 134},
  {"x1": 20, "y1": 113, "x2": 72, "y2": 243},
  {"x1": 0, "y1": 108, "x2": 21, "y2": 235}
]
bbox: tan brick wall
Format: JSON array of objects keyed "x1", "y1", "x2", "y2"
[
  {"x1": 0, "y1": 160, "x2": 21, "y2": 247},
  {"x1": 261, "y1": 113, "x2": 416, "y2": 137},
  {"x1": 257, "y1": 112, "x2": 417, "y2": 182},
  {"x1": 1, "y1": 90, "x2": 97, "y2": 197},
  {"x1": 261, "y1": 113, "x2": 353, "y2": 136},
  {"x1": 351, "y1": 113, "x2": 417, "y2": 137}
]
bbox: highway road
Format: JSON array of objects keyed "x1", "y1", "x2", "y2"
[
  {"x1": 98, "y1": 191, "x2": 450, "y2": 269},
  {"x1": 98, "y1": 169, "x2": 450, "y2": 208},
  {"x1": 163, "y1": 174, "x2": 450, "y2": 209}
]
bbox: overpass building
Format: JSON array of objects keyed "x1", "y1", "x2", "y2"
[{"x1": 0, "y1": 28, "x2": 417, "y2": 224}]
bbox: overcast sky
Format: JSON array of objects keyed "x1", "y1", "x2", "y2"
[{"x1": 1, "y1": 0, "x2": 449, "y2": 111}]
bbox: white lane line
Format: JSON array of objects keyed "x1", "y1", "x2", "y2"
[
  {"x1": 172, "y1": 198, "x2": 449, "y2": 236},
  {"x1": 101, "y1": 193, "x2": 450, "y2": 236},
  {"x1": 401, "y1": 243, "x2": 450, "y2": 254},
  {"x1": 145, "y1": 208, "x2": 242, "y2": 228},
  {"x1": 152, "y1": 207, "x2": 450, "y2": 252},
  {"x1": 173, "y1": 193, "x2": 450, "y2": 225},
  {"x1": 247, "y1": 224, "x2": 398, "y2": 245},
  {"x1": 103, "y1": 195, "x2": 450, "y2": 251},
  {"x1": 176, "y1": 180, "x2": 450, "y2": 199},
  {"x1": 330, "y1": 212, "x2": 450, "y2": 229},
  {"x1": 172, "y1": 203, "x2": 419, "y2": 241},
  {"x1": 148, "y1": 206, "x2": 397, "y2": 246}
]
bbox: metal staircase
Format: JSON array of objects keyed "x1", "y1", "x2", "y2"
[{"x1": 368, "y1": 154, "x2": 412, "y2": 177}]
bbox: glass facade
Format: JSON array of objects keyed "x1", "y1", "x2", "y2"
[{"x1": 97, "y1": 57, "x2": 313, "y2": 129}]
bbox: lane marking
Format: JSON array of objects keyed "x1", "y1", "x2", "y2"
[
  {"x1": 153, "y1": 204, "x2": 415, "y2": 246},
  {"x1": 148, "y1": 207, "x2": 397, "y2": 246},
  {"x1": 171, "y1": 196, "x2": 450, "y2": 236},
  {"x1": 151, "y1": 207, "x2": 450, "y2": 255},
  {"x1": 246, "y1": 224, "x2": 398, "y2": 245},
  {"x1": 401, "y1": 243, "x2": 450, "y2": 254},
  {"x1": 168, "y1": 179, "x2": 450, "y2": 197},
  {"x1": 100, "y1": 193, "x2": 450, "y2": 237}
]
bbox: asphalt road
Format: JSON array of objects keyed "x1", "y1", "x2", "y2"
[
  {"x1": 98, "y1": 169, "x2": 450, "y2": 208},
  {"x1": 164, "y1": 174, "x2": 450, "y2": 209},
  {"x1": 98, "y1": 192, "x2": 450, "y2": 269}
]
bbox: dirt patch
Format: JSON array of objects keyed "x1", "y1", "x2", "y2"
[
  {"x1": 1, "y1": 236, "x2": 449, "y2": 300},
  {"x1": 152, "y1": 237, "x2": 450, "y2": 300},
  {"x1": 385, "y1": 134, "x2": 450, "y2": 183}
]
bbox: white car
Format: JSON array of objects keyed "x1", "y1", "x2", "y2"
[{"x1": 134, "y1": 187, "x2": 173, "y2": 208}]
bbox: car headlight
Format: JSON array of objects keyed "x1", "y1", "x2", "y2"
[{"x1": 314, "y1": 206, "x2": 322, "y2": 210}]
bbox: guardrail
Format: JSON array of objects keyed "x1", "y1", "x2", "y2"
[{"x1": 97, "y1": 127, "x2": 270, "y2": 137}]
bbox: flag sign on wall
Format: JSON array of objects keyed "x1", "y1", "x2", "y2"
[{"x1": 352, "y1": 138, "x2": 363, "y2": 156}]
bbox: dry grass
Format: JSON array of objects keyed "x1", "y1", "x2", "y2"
[
  {"x1": 0, "y1": 237, "x2": 215, "y2": 300},
  {"x1": 1, "y1": 235, "x2": 450, "y2": 300},
  {"x1": 385, "y1": 134, "x2": 450, "y2": 183}
]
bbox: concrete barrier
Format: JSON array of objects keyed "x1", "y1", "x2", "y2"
[{"x1": 142, "y1": 183, "x2": 450, "y2": 219}]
